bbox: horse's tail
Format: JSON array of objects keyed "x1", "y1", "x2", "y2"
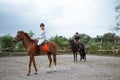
[
  {"x1": 79, "y1": 43, "x2": 86, "y2": 55},
  {"x1": 82, "y1": 44, "x2": 85, "y2": 51},
  {"x1": 80, "y1": 43, "x2": 86, "y2": 61}
]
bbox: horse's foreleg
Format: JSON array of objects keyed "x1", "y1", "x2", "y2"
[
  {"x1": 27, "y1": 55, "x2": 33, "y2": 76},
  {"x1": 76, "y1": 52, "x2": 77, "y2": 62},
  {"x1": 53, "y1": 54, "x2": 57, "y2": 71},
  {"x1": 33, "y1": 57, "x2": 38, "y2": 75},
  {"x1": 73, "y1": 53, "x2": 75, "y2": 62}
]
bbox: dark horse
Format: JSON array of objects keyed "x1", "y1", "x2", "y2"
[
  {"x1": 69, "y1": 39, "x2": 86, "y2": 62},
  {"x1": 13, "y1": 31, "x2": 57, "y2": 76}
]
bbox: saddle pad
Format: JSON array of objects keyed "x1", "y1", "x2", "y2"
[
  {"x1": 41, "y1": 43, "x2": 48, "y2": 52},
  {"x1": 32, "y1": 43, "x2": 37, "y2": 52}
]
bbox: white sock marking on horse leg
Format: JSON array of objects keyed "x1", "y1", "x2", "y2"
[
  {"x1": 47, "y1": 68, "x2": 50, "y2": 72},
  {"x1": 54, "y1": 66, "x2": 57, "y2": 71}
]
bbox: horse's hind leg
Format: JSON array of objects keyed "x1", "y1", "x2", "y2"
[
  {"x1": 53, "y1": 53, "x2": 57, "y2": 71},
  {"x1": 82, "y1": 50, "x2": 86, "y2": 62},
  {"x1": 79, "y1": 52, "x2": 82, "y2": 61},
  {"x1": 53, "y1": 55, "x2": 56, "y2": 66},
  {"x1": 47, "y1": 53, "x2": 52, "y2": 72},
  {"x1": 74, "y1": 52, "x2": 77, "y2": 63},
  {"x1": 84, "y1": 54, "x2": 86, "y2": 62}
]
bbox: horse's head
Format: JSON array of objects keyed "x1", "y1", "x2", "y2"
[
  {"x1": 69, "y1": 39, "x2": 74, "y2": 45},
  {"x1": 69, "y1": 39, "x2": 75, "y2": 48},
  {"x1": 13, "y1": 31, "x2": 24, "y2": 43}
]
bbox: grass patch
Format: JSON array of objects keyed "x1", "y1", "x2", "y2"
[
  {"x1": 87, "y1": 51, "x2": 120, "y2": 57},
  {"x1": 0, "y1": 52, "x2": 27, "y2": 57}
]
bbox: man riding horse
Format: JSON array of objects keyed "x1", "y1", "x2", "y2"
[{"x1": 69, "y1": 32, "x2": 86, "y2": 62}]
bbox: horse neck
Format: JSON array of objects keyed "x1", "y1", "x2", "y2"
[
  {"x1": 71, "y1": 41, "x2": 75, "y2": 47},
  {"x1": 21, "y1": 35, "x2": 33, "y2": 49},
  {"x1": 71, "y1": 42, "x2": 77, "y2": 50}
]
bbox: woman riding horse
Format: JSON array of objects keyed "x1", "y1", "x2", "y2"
[
  {"x1": 36, "y1": 23, "x2": 46, "y2": 53},
  {"x1": 13, "y1": 31, "x2": 57, "y2": 76}
]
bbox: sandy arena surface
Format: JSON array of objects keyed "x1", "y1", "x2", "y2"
[{"x1": 0, "y1": 55, "x2": 120, "y2": 80}]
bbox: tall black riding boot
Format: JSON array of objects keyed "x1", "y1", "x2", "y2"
[{"x1": 37, "y1": 45, "x2": 40, "y2": 53}]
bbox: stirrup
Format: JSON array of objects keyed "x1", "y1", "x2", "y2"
[{"x1": 37, "y1": 45, "x2": 40, "y2": 53}]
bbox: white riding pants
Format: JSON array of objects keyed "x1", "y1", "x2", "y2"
[{"x1": 37, "y1": 39, "x2": 45, "y2": 45}]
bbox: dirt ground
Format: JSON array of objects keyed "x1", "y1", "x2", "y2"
[{"x1": 0, "y1": 55, "x2": 120, "y2": 80}]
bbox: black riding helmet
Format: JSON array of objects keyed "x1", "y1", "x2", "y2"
[
  {"x1": 40, "y1": 23, "x2": 45, "y2": 27},
  {"x1": 76, "y1": 32, "x2": 79, "y2": 34}
]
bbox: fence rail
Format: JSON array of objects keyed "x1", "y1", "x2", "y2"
[
  {"x1": 0, "y1": 48, "x2": 120, "y2": 55},
  {"x1": 0, "y1": 49, "x2": 72, "y2": 53},
  {"x1": 98, "y1": 49, "x2": 120, "y2": 54}
]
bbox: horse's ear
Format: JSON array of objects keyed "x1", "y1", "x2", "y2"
[
  {"x1": 18, "y1": 31, "x2": 20, "y2": 34},
  {"x1": 19, "y1": 30, "x2": 24, "y2": 34},
  {"x1": 17, "y1": 31, "x2": 23, "y2": 35}
]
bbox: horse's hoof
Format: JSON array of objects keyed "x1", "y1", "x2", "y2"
[
  {"x1": 54, "y1": 68, "x2": 57, "y2": 72},
  {"x1": 27, "y1": 74, "x2": 30, "y2": 76},
  {"x1": 47, "y1": 71, "x2": 51, "y2": 73},
  {"x1": 47, "y1": 68, "x2": 51, "y2": 73}
]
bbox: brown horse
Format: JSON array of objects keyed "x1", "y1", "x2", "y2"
[{"x1": 13, "y1": 31, "x2": 57, "y2": 76}]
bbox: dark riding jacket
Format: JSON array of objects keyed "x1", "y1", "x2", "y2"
[{"x1": 74, "y1": 35, "x2": 80, "y2": 42}]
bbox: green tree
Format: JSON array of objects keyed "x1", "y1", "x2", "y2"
[
  {"x1": 102, "y1": 33, "x2": 116, "y2": 43},
  {"x1": 113, "y1": 5, "x2": 120, "y2": 33},
  {"x1": 15, "y1": 42, "x2": 24, "y2": 49},
  {"x1": 49, "y1": 35, "x2": 69, "y2": 48},
  {"x1": 86, "y1": 39, "x2": 99, "y2": 54},
  {"x1": 28, "y1": 30, "x2": 34, "y2": 37},
  {"x1": 0, "y1": 34, "x2": 14, "y2": 48},
  {"x1": 79, "y1": 34, "x2": 91, "y2": 44},
  {"x1": 93, "y1": 35, "x2": 102, "y2": 42}
]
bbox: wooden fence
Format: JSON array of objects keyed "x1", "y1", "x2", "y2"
[
  {"x1": 0, "y1": 48, "x2": 120, "y2": 56},
  {"x1": 98, "y1": 49, "x2": 120, "y2": 55}
]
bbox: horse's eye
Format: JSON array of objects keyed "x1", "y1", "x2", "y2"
[{"x1": 17, "y1": 34, "x2": 20, "y2": 37}]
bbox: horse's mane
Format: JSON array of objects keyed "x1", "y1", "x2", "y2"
[
  {"x1": 23, "y1": 32, "x2": 34, "y2": 42},
  {"x1": 69, "y1": 39, "x2": 74, "y2": 44}
]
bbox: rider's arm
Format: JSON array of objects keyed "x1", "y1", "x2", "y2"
[{"x1": 37, "y1": 30, "x2": 46, "y2": 40}]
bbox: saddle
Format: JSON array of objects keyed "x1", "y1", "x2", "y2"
[
  {"x1": 74, "y1": 42, "x2": 80, "y2": 50},
  {"x1": 32, "y1": 40, "x2": 48, "y2": 54},
  {"x1": 40, "y1": 42, "x2": 48, "y2": 52}
]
